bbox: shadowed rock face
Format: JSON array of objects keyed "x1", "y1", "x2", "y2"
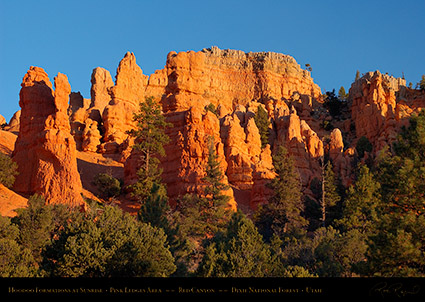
[{"x1": 12, "y1": 66, "x2": 84, "y2": 207}]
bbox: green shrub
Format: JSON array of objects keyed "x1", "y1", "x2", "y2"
[
  {"x1": 204, "y1": 103, "x2": 218, "y2": 117},
  {"x1": 92, "y1": 173, "x2": 121, "y2": 199}
]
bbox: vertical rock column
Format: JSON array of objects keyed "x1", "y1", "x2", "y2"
[{"x1": 13, "y1": 66, "x2": 84, "y2": 207}]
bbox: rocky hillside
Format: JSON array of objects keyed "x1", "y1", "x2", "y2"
[{"x1": 1, "y1": 46, "x2": 425, "y2": 215}]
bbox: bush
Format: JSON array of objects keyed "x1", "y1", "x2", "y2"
[
  {"x1": 204, "y1": 103, "x2": 218, "y2": 117},
  {"x1": 92, "y1": 173, "x2": 121, "y2": 199},
  {"x1": 0, "y1": 152, "x2": 18, "y2": 188},
  {"x1": 44, "y1": 205, "x2": 176, "y2": 277}
]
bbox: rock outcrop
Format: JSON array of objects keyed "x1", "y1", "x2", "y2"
[
  {"x1": 90, "y1": 67, "x2": 114, "y2": 113},
  {"x1": 160, "y1": 47, "x2": 321, "y2": 115},
  {"x1": 349, "y1": 71, "x2": 406, "y2": 153},
  {"x1": 121, "y1": 47, "x2": 322, "y2": 209},
  {"x1": 125, "y1": 106, "x2": 236, "y2": 210},
  {"x1": 12, "y1": 67, "x2": 84, "y2": 207},
  {"x1": 0, "y1": 184, "x2": 27, "y2": 217},
  {"x1": 328, "y1": 128, "x2": 353, "y2": 187},
  {"x1": 274, "y1": 105, "x2": 323, "y2": 189},
  {"x1": 4, "y1": 110, "x2": 21, "y2": 133},
  {"x1": 102, "y1": 52, "x2": 148, "y2": 153},
  {"x1": 0, "y1": 130, "x2": 17, "y2": 156}
]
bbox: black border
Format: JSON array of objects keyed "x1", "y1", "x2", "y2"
[{"x1": 1, "y1": 277, "x2": 424, "y2": 299}]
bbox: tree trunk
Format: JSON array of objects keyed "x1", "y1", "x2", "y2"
[{"x1": 321, "y1": 159, "x2": 326, "y2": 228}]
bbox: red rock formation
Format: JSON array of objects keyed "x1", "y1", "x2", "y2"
[
  {"x1": 349, "y1": 71, "x2": 406, "y2": 152},
  {"x1": 90, "y1": 67, "x2": 114, "y2": 113},
  {"x1": 4, "y1": 110, "x2": 21, "y2": 133},
  {"x1": 274, "y1": 105, "x2": 323, "y2": 188},
  {"x1": 0, "y1": 184, "x2": 27, "y2": 217},
  {"x1": 328, "y1": 128, "x2": 353, "y2": 187},
  {"x1": 124, "y1": 106, "x2": 236, "y2": 210},
  {"x1": 120, "y1": 47, "x2": 322, "y2": 209},
  {"x1": 0, "y1": 130, "x2": 17, "y2": 156},
  {"x1": 250, "y1": 145, "x2": 275, "y2": 209},
  {"x1": 12, "y1": 67, "x2": 84, "y2": 207},
  {"x1": 102, "y1": 52, "x2": 148, "y2": 152},
  {"x1": 160, "y1": 47, "x2": 321, "y2": 115}
]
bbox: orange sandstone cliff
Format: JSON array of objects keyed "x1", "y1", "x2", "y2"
[{"x1": 2, "y1": 47, "x2": 425, "y2": 214}]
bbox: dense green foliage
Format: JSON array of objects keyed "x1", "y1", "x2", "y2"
[
  {"x1": 197, "y1": 211, "x2": 274, "y2": 277},
  {"x1": 0, "y1": 152, "x2": 18, "y2": 188},
  {"x1": 44, "y1": 205, "x2": 176, "y2": 277},
  {"x1": 253, "y1": 105, "x2": 271, "y2": 148}
]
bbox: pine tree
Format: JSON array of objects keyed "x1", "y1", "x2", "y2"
[
  {"x1": 138, "y1": 183, "x2": 170, "y2": 232},
  {"x1": 336, "y1": 164, "x2": 382, "y2": 235},
  {"x1": 197, "y1": 211, "x2": 273, "y2": 277},
  {"x1": 255, "y1": 145, "x2": 308, "y2": 241},
  {"x1": 320, "y1": 161, "x2": 341, "y2": 227},
  {"x1": 199, "y1": 137, "x2": 232, "y2": 237},
  {"x1": 356, "y1": 136, "x2": 373, "y2": 158},
  {"x1": 365, "y1": 111, "x2": 425, "y2": 276},
  {"x1": 127, "y1": 96, "x2": 171, "y2": 202},
  {"x1": 253, "y1": 105, "x2": 270, "y2": 148},
  {"x1": 338, "y1": 86, "x2": 348, "y2": 101}
]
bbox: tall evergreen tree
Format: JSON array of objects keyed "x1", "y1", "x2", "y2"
[
  {"x1": 336, "y1": 164, "x2": 382, "y2": 235},
  {"x1": 253, "y1": 105, "x2": 270, "y2": 148},
  {"x1": 127, "y1": 96, "x2": 171, "y2": 202},
  {"x1": 173, "y1": 138, "x2": 234, "y2": 274},
  {"x1": 178, "y1": 138, "x2": 232, "y2": 239},
  {"x1": 320, "y1": 161, "x2": 341, "y2": 227},
  {"x1": 255, "y1": 145, "x2": 308, "y2": 241}
]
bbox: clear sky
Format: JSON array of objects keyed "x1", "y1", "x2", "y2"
[{"x1": 1, "y1": 0, "x2": 424, "y2": 121}]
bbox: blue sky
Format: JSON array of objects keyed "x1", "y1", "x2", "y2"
[{"x1": 1, "y1": 0, "x2": 424, "y2": 121}]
